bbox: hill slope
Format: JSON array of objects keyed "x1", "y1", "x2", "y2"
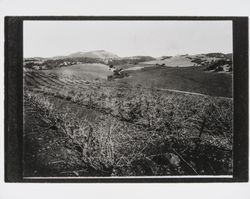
[
  {"x1": 44, "y1": 63, "x2": 113, "y2": 80},
  {"x1": 143, "y1": 54, "x2": 222, "y2": 67},
  {"x1": 144, "y1": 55, "x2": 195, "y2": 67},
  {"x1": 119, "y1": 66, "x2": 232, "y2": 98}
]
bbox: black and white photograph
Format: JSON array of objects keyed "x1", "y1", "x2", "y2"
[
  {"x1": 22, "y1": 20, "x2": 234, "y2": 178},
  {"x1": 1, "y1": 0, "x2": 250, "y2": 198}
]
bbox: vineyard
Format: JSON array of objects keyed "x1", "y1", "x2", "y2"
[{"x1": 23, "y1": 69, "x2": 233, "y2": 177}]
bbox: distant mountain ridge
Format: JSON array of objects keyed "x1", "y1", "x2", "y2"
[
  {"x1": 52, "y1": 50, "x2": 158, "y2": 61},
  {"x1": 56, "y1": 50, "x2": 120, "y2": 60}
]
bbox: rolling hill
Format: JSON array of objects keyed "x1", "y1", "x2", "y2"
[
  {"x1": 25, "y1": 51, "x2": 232, "y2": 74},
  {"x1": 118, "y1": 66, "x2": 232, "y2": 98},
  {"x1": 142, "y1": 54, "x2": 227, "y2": 67},
  {"x1": 44, "y1": 63, "x2": 113, "y2": 80},
  {"x1": 143, "y1": 55, "x2": 195, "y2": 67}
]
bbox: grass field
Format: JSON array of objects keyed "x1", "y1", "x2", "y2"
[
  {"x1": 23, "y1": 66, "x2": 233, "y2": 176},
  {"x1": 43, "y1": 63, "x2": 113, "y2": 80},
  {"x1": 119, "y1": 66, "x2": 232, "y2": 97}
]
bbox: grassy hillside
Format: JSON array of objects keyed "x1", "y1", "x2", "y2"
[
  {"x1": 43, "y1": 63, "x2": 113, "y2": 80},
  {"x1": 143, "y1": 55, "x2": 195, "y2": 67},
  {"x1": 119, "y1": 66, "x2": 232, "y2": 98},
  {"x1": 118, "y1": 53, "x2": 232, "y2": 73}
]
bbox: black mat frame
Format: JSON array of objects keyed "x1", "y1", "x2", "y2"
[{"x1": 4, "y1": 16, "x2": 249, "y2": 182}]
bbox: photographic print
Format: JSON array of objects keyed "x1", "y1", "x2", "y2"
[{"x1": 22, "y1": 20, "x2": 234, "y2": 178}]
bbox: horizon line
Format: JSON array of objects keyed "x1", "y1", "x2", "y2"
[{"x1": 24, "y1": 50, "x2": 233, "y2": 59}]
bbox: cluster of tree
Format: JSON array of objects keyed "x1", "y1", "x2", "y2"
[
  {"x1": 107, "y1": 69, "x2": 129, "y2": 80},
  {"x1": 160, "y1": 56, "x2": 172, "y2": 60},
  {"x1": 204, "y1": 59, "x2": 232, "y2": 72},
  {"x1": 155, "y1": 63, "x2": 166, "y2": 67},
  {"x1": 24, "y1": 62, "x2": 39, "y2": 69},
  {"x1": 224, "y1": 53, "x2": 233, "y2": 61},
  {"x1": 205, "y1": 53, "x2": 226, "y2": 58},
  {"x1": 108, "y1": 56, "x2": 155, "y2": 65},
  {"x1": 190, "y1": 58, "x2": 205, "y2": 65}
]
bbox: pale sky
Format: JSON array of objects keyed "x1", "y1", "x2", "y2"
[{"x1": 24, "y1": 20, "x2": 232, "y2": 58}]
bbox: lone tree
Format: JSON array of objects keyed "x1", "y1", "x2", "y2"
[{"x1": 113, "y1": 69, "x2": 122, "y2": 76}]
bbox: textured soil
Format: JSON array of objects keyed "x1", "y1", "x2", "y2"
[{"x1": 23, "y1": 95, "x2": 104, "y2": 177}]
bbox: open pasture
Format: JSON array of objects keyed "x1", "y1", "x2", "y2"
[
  {"x1": 43, "y1": 63, "x2": 113, "y2": 80},
  {"x1": 119, "y1": 66, "x2": 232, "y2": 98}
]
